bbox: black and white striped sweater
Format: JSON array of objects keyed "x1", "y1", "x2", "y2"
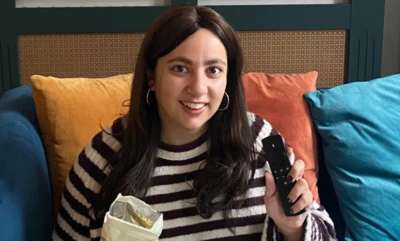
[{"x1": 52, "y1": 112, "x2": 336, "y2": 241}]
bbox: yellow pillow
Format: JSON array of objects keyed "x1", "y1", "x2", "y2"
[{"x1": 30, "y1": 73, "x2": 133, "y2": 215}]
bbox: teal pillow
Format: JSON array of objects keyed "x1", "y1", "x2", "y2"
[{"x1": 304, "y1": 74, "x2": 400, "y2": 241}]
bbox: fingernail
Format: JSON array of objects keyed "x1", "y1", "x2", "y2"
[
  {"x1": 287, "y1": 198, "x2": 292, "y2": 204},
  {"x1": 287, "y1": 175, "x2": 293, "y2": 183}
]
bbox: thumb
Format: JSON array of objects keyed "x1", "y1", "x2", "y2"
[{"x1": 265, "y1": 172, "x2": 276, "y2": 200}]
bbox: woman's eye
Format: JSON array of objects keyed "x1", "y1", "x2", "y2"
[
  {"x1": 173, "y1": 65, "x2": 188, "y2": 73},
  {"x1": 208, "y1": 67, "x2": 222, "y2": 74}
]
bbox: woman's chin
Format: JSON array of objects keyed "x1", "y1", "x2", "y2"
[{"x1": 180, "y1": 121, "x2": 208, "y2": 134}]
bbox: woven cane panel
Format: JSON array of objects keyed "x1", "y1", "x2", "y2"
[
  {"x1": 18, "y1": 30, "x2": 346, "y2": 87},
  {"x1": 18, "y1": 33, "x2": 145, "y2": 85},
  {"x1": 238, "y1": 30, "x2": 347, "y2": 87}
]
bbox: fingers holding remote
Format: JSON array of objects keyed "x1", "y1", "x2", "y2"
[
  {"x1": 287, "y1": 178, "x2": 313, "y2": 214},
  {"x1": 286, "y1": 146, "x2": 295, "y2": 165},
  {"x1": 286, "y1": 158, "x2": 310, "y2": 215},
  {"x1": 287, "y1": 158, "x2": 305, "y2": 183}
]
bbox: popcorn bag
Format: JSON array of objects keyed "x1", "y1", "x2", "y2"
[{"x1": 101, "y1": 194, "x2": 163, "y2": 241}]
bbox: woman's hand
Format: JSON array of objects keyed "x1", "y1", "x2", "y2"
[{"x1": 264, "y1": 147, "x2": 313, "y2": 241}]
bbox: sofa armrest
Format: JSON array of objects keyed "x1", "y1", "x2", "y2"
[{"x1": 0, "y1": 86, "x2": 53, "y2": 241}]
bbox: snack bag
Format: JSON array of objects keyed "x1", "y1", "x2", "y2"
[{"x1": 101, "y1": 194, "x2": 163, "y2": 241}]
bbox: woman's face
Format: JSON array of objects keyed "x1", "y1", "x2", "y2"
[{"x1": 151, "y1": 28, "x2": 228, "y2": 141}]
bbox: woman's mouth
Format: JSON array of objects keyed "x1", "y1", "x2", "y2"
[{"x1": 181, "y1": 101, "x2": 206, "y2": 110}]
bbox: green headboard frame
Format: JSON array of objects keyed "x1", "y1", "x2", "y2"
[{"x1": 0, "y1": 0, "x2": 385, "y2": 96}]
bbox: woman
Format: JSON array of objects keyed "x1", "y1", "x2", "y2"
[{"x1": 52, "y1": 5, "x2": 336, "y2": 241}]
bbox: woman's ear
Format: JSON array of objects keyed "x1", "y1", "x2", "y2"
[
  {"x1": 149, "y1": 79, "x2": 155, "y2": 91},
  {"x1": 147, "y1": 70, "x2": 155, "y2": 90},
  {"x1": 148, "y1": 80, "x2": 155, "y2": 91}
]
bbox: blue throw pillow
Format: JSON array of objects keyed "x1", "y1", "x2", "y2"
[{"x1": 304, "y1": 74, "x2": 400, "y2": 241}]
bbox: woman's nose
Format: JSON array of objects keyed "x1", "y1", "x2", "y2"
[{"x1": 187, "y1": 71, "x2": 208, "y2": 96}]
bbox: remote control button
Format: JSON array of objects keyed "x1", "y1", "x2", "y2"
[
  {"x1": 284, "y1": 182, "x2": 287, "y2": 185},
  {"x1": 280, "y1": 169, "x2": 283, "y2": 172},
  {"x1": 276, "y1": 177, "x2": 279, "y2": 180},
  {"x1": 286, "y1": 167, "x2": 289, "y2": 170}
]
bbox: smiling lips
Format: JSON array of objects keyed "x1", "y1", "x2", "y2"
[{"x1": 181, "y1": 101, "x2": 206, "y2": 110}]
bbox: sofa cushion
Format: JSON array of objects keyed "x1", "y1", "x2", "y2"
[
  {"x1": 243, "y1": 71, "x2": 320, "y2": 203},
  {"x1": 304, "y1": 74, "x2": 400, "y2": 241},
  {"x1": 30, "y1": 73, "x2": 133, "y2": 214}
]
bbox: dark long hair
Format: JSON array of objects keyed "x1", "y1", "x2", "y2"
[{"x1": 97, "y1": 5, "x2": 257, "y2": 220}]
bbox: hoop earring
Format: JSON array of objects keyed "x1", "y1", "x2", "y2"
[
  {"x1": 218, "y1": 92, "x2": 230, "y2": 111},
  {"x1": 146, "y1": 89, "x2": 151, "y2": 105}
]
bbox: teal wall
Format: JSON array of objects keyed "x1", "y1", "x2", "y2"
[{"x1": 382, "y1": 0, "x2": 400, "y2": 76}]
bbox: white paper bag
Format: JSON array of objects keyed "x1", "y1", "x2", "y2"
[{"x1": 101, "y1": 194, "x2": 163, "y2": 241}]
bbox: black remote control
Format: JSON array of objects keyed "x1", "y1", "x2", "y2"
[{"x1": 262, "y1": 135, "x2": 306, "y2": 216}]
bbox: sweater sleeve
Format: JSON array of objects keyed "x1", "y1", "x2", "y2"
[
  {"x1": 51, "y1": 151, "x2": 94, "y2": 241},
  {"x1": 261, "y1": 214, "x2": 284, "y2": 241},
  {"x1": 52, "y1": 127, "x2": 122, "y2": 241},
  {"x1": 261, "y1": 201, "x2": 337, "y2": 241}
]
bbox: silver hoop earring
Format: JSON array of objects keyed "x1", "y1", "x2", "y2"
[
  {"x1": 146, "y1": 89, "x2": 151, "y2": 105},
  {"x1": 218, "y1": 92, "x2": 230, "y2": 111}
]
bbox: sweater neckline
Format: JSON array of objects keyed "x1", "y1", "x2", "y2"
[{"x1": 159, "y1": 132, "x2": 208, "y2": 153}]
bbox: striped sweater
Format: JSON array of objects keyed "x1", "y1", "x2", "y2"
[{"x1": 52, "y1": 112, "x2": 337, "y2": 241}]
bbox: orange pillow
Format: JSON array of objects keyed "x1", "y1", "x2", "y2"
[
  {"x1": 30, "y1": 73, "x2": 133, "y2": 214},
  {"x1": 243, "y1": 71, "x2": 320, "y2": 203}
]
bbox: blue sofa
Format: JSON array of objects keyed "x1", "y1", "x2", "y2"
[
  {"x1": 0, "y1": 85, "x2": 53, "y2": 241},
  {"x1": 0, "y1": 85, "x2": 346, "y2": 241}
]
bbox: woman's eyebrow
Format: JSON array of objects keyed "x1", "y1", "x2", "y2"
[
  {"x1": 167, "y1": 57, "x2": 226, "y2": 66},
  {"x1": 167, "y1": 57, "x2": 192, "y2": 65},
  {"x1": 204, "y1": 59, "x2": 226, "y2": 66}
]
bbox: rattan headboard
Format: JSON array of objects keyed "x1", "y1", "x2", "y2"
[
  {"x1": 18, "y1": 30, "x2": 346, "y2": 87},
  {"x1": 0, "y1": 0, "x2": 386, "y2": 96}
]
